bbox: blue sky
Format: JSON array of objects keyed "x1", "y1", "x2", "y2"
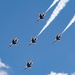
[{"x1": 0, "y1": 0, "x2": 75, "y2": 75}]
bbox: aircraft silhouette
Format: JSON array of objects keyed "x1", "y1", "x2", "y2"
[
  {"x1": 23, "y1": 60, "x2": 33, "y2": 71},
  {"x1": 8, "y1": 37, "x2": 18, "y2": 48},
  {"x1": 52, "y1": 34, "x2": 62, "y2": 44},
  {"x1": 36, "y1": 12, "x2": 46, "y2": 22}
]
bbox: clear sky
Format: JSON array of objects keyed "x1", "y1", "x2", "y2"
[{"x1": 0, "y1": 0, "x2": 75, "y2": 75}]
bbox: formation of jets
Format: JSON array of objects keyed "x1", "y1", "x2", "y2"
[
  {"x1": 8, "y1": 12, "x2": 62, "y2": 48},
  {"x1": 8, "y1": 12, "x2": 63, "y2": 71}
]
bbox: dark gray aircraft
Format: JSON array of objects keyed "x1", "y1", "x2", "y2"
[
  {"x1": 8, "y1": 37, "x2": 19, "y2": 48},
  {"x1": 23, "y1": 60, "x2": 33, "y2": 71},
  {"x1": 52, "y1": 34, "x2": 62, "y2": 44},
  {"x1": 36, "y1": 12, "x2": 46, "y2": 22},
  {"x1": 28, "y1": 36, "x2": 38, "y2": 46}
]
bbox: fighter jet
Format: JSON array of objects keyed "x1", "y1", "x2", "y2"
[
  {"x1": 28, "y1": 36, "x2": 38, "y2": 47},
  {"x1": 8, "y1": 37, "x2": 19, "y2": 48},
  {"x1": 23, "y1": 60, "x2": 33, "y2": 71},
  {"x1": 52, "y1": 34, "x2": 62, "y2": 44},
  {"x1": 36, "y1": 12, "x2": 46, "y2": 22}
]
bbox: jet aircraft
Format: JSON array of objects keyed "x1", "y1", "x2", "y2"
[
  {"x1": 36, "y1": 12, "x2": 46, "y2": 22},
  {"x1": 52, "y1": 34, "x2": 62, "y2": 44},
  {"x1": 23, "y1": 60, "x2": 33, "y2": 71},
  {"x1": 8, "y1": 37, "x2": 19, "y2": 48},
  {"x1": 28, "y1": 36, "x2": 38, "y2": 46}
]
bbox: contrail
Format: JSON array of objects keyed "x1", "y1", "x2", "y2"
[
  {"x1": 45, "y1": 0, "x2": 59, "y2": 13},
  {"x1": 37, "y1": 0, "x2": 69, "y2": 37},
  {"x1": 61, "y1": 15, "x2": 75, "y2": 34}
]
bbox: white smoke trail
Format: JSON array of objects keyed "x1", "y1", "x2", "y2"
[
  {"x1": 61, "y1": 15, "x2": 75, "y2": 34},
  {"x1": 37, "y1": 0, "x2": 69, "y2": 36},
  {"x1": 45, "y1": 0, "x2": 59, "y2": 13}
]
